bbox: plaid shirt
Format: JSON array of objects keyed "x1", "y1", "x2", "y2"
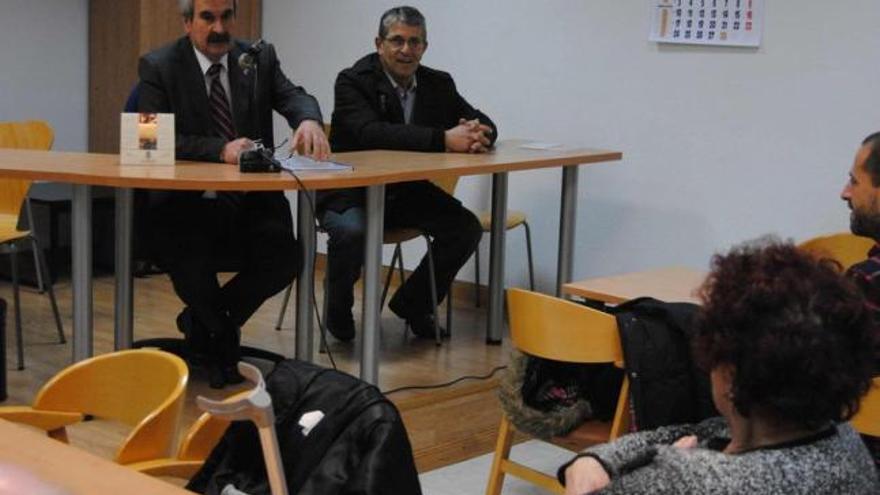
[
  {"x1": 847, "y1": 244, "x2": 880, "y2": 314},
  {"x1": 846, "y1": 243, "x2": 880, "y2": 471}
]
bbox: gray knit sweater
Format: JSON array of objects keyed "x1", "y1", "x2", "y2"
[{"x1": 559, "y1": 417, "x2": 879, "y2": 494}]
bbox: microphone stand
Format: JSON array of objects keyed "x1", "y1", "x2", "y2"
[{"x1": 239, "y1": 40, "x2": 279, "y2": 172}]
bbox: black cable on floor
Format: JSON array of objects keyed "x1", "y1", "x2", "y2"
[{"x1": 382, "y1": 365, "x2": 507, "y2": 396}]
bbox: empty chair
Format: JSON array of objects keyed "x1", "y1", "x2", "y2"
[
  {"x1": 129, "y1": 395, "x2": 241, "y2": 479},
  {"x1": 472, "y1": 209, "x2": 535, "y2": 306},
  {"x1": 0, "y1": 349, "x2": 188, "y2": 465},
  {"x1": 485, "y1": 289, "x2": 629, "y2": 495},
  {"x1": 0, "y1": 120, "x2": 65, "y2": 370}
]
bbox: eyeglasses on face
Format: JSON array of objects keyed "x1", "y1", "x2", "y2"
[{"x1": 384, "y1": 36, "x2": 425, "y2": 50}]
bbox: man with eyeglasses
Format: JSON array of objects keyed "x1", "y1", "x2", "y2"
[
  {"x1": 318, "y1": 5, "x2": 495, "y2": 341},
  {"x1": 137, "y1": 0, "x2": 329, "y2": 388}
]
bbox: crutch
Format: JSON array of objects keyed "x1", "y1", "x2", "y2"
[{"x1": 196, "y1": 362, "x2": 289, "y2": 495}]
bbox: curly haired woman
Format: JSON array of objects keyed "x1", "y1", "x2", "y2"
[{"x1": 559, "y1": 239, "x2": 879, "y2": 494}]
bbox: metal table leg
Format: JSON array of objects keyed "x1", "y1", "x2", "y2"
[
  {"x1": 114, "y1": 188, "x2": 134, "y2": 350},
  {"x1": 487, "y1": 172, "x2": 508, "y2": 344},
  {"x1": 295, "y1": 190, "x2": 316, "y2": 362},
  {"x1": 72, "y1": 184, "x2": 93, "y2": 361},
  {"x1": 557, "y1": 165, "x2": 579, "y2": 296},
  {"x1": 360, "y1": 184, "x2": 385, "y2": 384}
]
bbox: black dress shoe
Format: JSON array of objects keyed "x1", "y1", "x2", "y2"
[
  {"x1": 405, "y1": 313, "x2": 445, "y2": 339},
  {"x1": 325, "y1": 314, "x2": 355, "y2": 342},
  {"x1": 207, "y1": 365, "x2": 227, "y2": 389},
  {"x1": 222, "y1": 366, "x2": 246, "y2": 385}
]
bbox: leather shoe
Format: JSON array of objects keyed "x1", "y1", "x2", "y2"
[
  {"x1": 222, "y1": 365, "x2": 245, "y2": 385},
  {"x1": 325, "y1": 314, "x2": 355, "y2": 342},
  {"x1": 404, "y1": 313, "x2": 444, "y2": 340}
]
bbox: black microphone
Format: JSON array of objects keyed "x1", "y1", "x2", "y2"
[{"x1": 237, "y1": 39, "x2": 265, "y2": 74}]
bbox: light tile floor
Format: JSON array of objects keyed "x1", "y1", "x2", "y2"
[{"x1": 419, "y1": 440, "x2": 574, "y2": 495}]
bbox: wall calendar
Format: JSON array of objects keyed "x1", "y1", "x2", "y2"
[{"x1": 650, "y1": 0, "x2": 764, "y2": 47}]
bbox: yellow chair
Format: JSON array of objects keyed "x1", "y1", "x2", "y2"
[
  {"x1": 485, "y1": 289, "x2": 630, "y2": 495},
  {"x1": 0, "y1": 349, "x2": 188, "y2": 465},
  {"x1": 129, "y1": 402, "x2": 235, "y2": 479},
  {"x1": 851, "y1": 377, "x2": 880, "y2": 437},
  {"x1": 798, "y1": 232, "x2": 875, "y2": 271},
  {"x1": 0, "y1": 120, "x2": 65, "y2": 370},
  {"x1": 472, "y1": 209, "x2": 535, "y2": 306}
]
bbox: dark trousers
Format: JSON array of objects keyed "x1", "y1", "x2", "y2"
[
  {"x1": 147, "y1": 190, "x2": 299, "y2": 363},
  {"x1": 320, "y1": 181, "x2": 481, "y2": 325}
]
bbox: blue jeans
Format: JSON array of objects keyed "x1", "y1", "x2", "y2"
[{"x1": 319, "y1": 181, "x2": 482, "y2": 327}]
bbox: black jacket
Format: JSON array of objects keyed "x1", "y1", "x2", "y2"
[
  {"x1": 319, "y1": 53, "x2": 497, "y2": 213},
  {"x1": 188, "y1": 359, "x2": 422, "y2": 495},
  {"x1": 613, "y1": 298, "x2": 717, "y2": 430},
  {"x1": 138, "y1": 36, "x2": 322, "y2": 163}
]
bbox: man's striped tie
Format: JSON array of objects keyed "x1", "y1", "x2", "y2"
[{"x1": 206, "y1": 63, "x2": 235, "y2": 142}]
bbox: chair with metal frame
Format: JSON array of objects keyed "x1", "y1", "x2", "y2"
[
  {"x1": 485, "y1": 289, "x2": 630, "y2": 495},
  {"x1": 472, "y1": 209, "x2": 535, "y2": 306},
  {"x1": 0, "y1": 120, "x2": 65, "y2": 370}
]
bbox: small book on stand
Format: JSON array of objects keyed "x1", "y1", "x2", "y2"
[{"x1": 120, "y1": 112, "x2": 175, "y2": 165}]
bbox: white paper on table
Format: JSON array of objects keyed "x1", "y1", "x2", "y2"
[
  {"x1": 278, "y1": 155, "x2": 353, "y2": 172},
  {"x1": 519, "y1": 141, "x2": 564, "y2": 150}
]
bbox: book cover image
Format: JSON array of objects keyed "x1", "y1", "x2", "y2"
[{"x1": 120, "y1": 112, "x2": 175, "y2": 165}]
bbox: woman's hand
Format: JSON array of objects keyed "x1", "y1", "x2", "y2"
[
  {"x1": 564, "y1": 456, "x2": 611, "y2": 495},
  {"x1": 672, "y1": 435, "x2": 698, "y2": 449}
]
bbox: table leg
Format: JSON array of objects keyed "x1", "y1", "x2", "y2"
[
  {"x1": 114, "y1": 188, "x2": 134, "y2": 350},
  {"x1": 72, "y1": 184, "x2": 92, "y2": 361},
  {"x1": 487, "y1": 172, "x2": 508, "y2": 344},
  {"x1": 295, "y1": 190, "x2": 315, "y2": 362},
  {"x1": 360, "y1": 184, "x2": 385, "y2": 384},
  {"x1": 556, "y1": 165, "x2": 579, "y2": 296}
]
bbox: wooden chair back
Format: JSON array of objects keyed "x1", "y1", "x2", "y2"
[
  {"x1": 32, "y1": 349, "x2": 188, "y2": 464},
  {"x1": 508, "y1": 288, "x2": 622, "y2": 365},
  {"x1": 798, "y1": 232, "x2": 874, "y2": 271},
  {"x1": 851, "y1": 377, "x2": 880, "y2": 437},
  {"x1": 0, "y1": 120, "x2": 53, "y2": 220}
]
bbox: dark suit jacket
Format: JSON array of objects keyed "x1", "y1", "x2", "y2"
[
  {"x1": 319, "y1": 53, "x2": 497, "y2": 213},
  {"x1": 138, "y1": 36, "x2": 322, "y2": 162}
]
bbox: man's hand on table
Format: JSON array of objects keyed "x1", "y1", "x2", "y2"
[{"x1": 292, "y1": 120, "x2": 330, "y2": 161}]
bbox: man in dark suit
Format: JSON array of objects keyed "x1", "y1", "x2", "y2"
[
  {"x1": 318, "y1": 6, "x2": 494, "y2": 341},
  {"x1": 138, "y1": 0, "x2": 329, "y2": 387}
]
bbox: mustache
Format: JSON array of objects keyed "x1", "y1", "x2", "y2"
[{"x1": 207, "y1": 32, "x2": 231, "y2": 44}]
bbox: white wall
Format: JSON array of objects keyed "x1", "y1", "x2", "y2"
[
  {"x1": 266, "y1": 0, "x2": 879, "y2": 290},
  {"x1": 0, "y1": 0, "x2": 89, "y2": 151}
]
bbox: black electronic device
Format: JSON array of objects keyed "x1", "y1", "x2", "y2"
[{"x1": 239, "y1": 147, "x2": 281, "y2": 173}]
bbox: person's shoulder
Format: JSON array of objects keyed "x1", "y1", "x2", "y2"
[
  {"x1": 341, "y1": 53, "x2": 380, "y2": 76},
  {"x1": 417, "y1": 63, "x2": 454, "y2": 84}
]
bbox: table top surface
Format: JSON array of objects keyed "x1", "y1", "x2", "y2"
[
  {"x1": 563, "y1": 266, "x2": 707, "y2": 305},
  {"x1": 0, "y1": 419, "x2": 190, "y2": 494},
  {"x1": 0, "y1": 140, "x2": 621, "y2": 191}
]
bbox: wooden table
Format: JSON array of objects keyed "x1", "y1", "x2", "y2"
[
  {"x1": 0, "y1": 419, "x2": 189, "y2": 494},
  {"x1": 0, "y1": 140, "x2": 622, "y2": 384},
  {"x1": 563, "y1": 266, "x2": 706, "y2": 305}
]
